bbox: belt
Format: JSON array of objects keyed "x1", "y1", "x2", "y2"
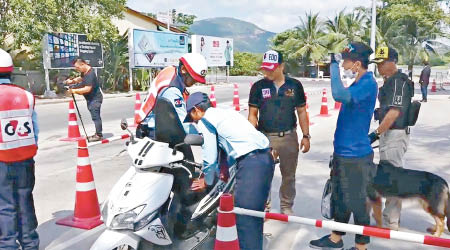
[
  {"x1": 236, "y1": 148, "x2": 271, "y2": 162},
  {"x1": 390, "y1": 127, "x2": 410, "y2": 134},
  {"x1": 263, "y1": 129, "x2": 295, "y2": 137}
]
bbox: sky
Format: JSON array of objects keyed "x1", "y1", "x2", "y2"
[{"x1": 126, "y1": 0, "x2": 373, "y2": 33}]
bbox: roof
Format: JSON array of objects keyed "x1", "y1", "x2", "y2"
[{"x1": 125, "y1": 7, "x2": 186, "y2": 34}]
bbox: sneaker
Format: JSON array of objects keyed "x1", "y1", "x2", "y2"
[
  {"x1": 309, "y1": 235, "x2": 344, "y2": 249},
  {"x1": 87, "y1": 134, "x2": 103, "y2": 142},
  {"x1": 281, "y1": 207, "x2": 294, "y2": 216}
]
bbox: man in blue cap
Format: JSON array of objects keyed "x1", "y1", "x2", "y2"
[
  {"x1": 184, "y1": 92, "x2": 274, "y2": 250},
  {"x1": 309, "y1": 42, "x2": 377, "y2": 250}
]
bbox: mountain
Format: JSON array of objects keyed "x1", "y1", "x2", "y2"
[{"x1": 189, "y1": 17, "x2": 276, "y2": 53}]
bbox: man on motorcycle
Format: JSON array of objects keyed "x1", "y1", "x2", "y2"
[{"x1": 136, "y1": 53, "x2": 208, "y2": 138}]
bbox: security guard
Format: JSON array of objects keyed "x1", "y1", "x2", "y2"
[
  {"x1": 185, "y1": 92, "x2": 274, "y2": 250},
  {"x1": 370, "y1": 47, "x2": 414, "y2": 230},
  {"x1": 136, "y1": 53, "x2": 207, "y2": 138},
  {"x1": 0, "y1": 49, "x2": 40, "y2": 249},
  {"x1": 248, "y1": 50, "x2": 310, "y2": 215}
]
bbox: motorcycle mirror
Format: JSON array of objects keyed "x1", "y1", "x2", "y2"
[
  {"x1": 184, "y1": 134, "x2": 204, "y2": 146},
  {"x1": 120, "y1": 118, "x2": 128, "y2": 130}
]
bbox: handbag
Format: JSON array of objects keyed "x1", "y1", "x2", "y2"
[{"x1": 321, "y1": 156, "x2": 334, "y2": 219}]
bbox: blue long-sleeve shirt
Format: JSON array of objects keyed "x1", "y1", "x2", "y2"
[
  {"x1": 0, "y1": 78, "x2": 39, "y2": 143},
  {"x1": 196, "y1": 108, "x2": 269, "y2": 185}
]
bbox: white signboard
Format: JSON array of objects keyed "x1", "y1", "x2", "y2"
[
  {"x1": 191, "y1": 35, "x2": 233, "y2": 67},
  {"x1": 130, "y1": 29, "x2": 188, "y2": 68},
  {"x1": 157, "y1": 11, "x2": 172, "y2": 25}
]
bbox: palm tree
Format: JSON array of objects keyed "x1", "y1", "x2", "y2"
[
  {"x1": 101, "y1": 32, "x2": 129, "y2": 91},
  {"x1": 274, "y1": 11, "x2": 327, "y2": 77},
  {"x1": 324, "y1": 10, "x2": 349, "y2": 53}
]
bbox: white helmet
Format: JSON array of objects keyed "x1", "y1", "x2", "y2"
[
  {"x1": 0, "y1": 49, "x2": 13, "y2": 73},
  {"x1": 179, "y1": 53, "x2": 208, "y2": 83}
]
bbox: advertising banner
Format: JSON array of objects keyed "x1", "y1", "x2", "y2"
[
  {"x1": 191, "y1": 35, "x2": 233, "y2": 67},
  {"x1": 131, "y1": 29, "x2": 188, "y2": 68},
  {"x1": 43, "y1": 32, "x2": 103, "y2": 69}
]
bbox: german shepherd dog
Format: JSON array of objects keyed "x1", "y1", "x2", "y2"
[{"x1": 368, "y1": 160, "x2": 450, "y2": 237}]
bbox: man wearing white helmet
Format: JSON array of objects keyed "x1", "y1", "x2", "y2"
[
  {"x1": 0, "y1": 48, "x2": 40, "y2": 249},
  {"x1": 136, "y1": 52, "x2": 208, "y2": 138}
]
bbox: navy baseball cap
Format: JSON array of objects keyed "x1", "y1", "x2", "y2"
[
  {"x1": 371, "y1": 47, "x2": 398, "y2": 63},
  {"x1": 341, "y1": 42, "x2": 373, "y2": 62},
  {"x1": 184, "y1": 92, "x2": 210, "y2": 122}
]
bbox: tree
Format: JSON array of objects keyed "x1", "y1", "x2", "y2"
[
  {"x1": 377, "y1": 0, "x2": 450, "y2": 75},
  {"x1": 1, "y1": 0, "x2": 126, "y2": 55},
  {"x1": 101, "y1": 32, "x2": 129, "y2": 91},
  {"x1": 175, "y1": 13, "x2": 197, "y2": 32},
  {"x1": 230, "y1": 52, "x2": 261, "y2": 76},
  {"x1": 273, "y1": 12, "x2": 327, "y2": 77}
]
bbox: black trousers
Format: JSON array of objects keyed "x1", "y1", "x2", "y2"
[
  {"x1": 331, "y1": 153, "x2": 376, "y2": 245},
  {"x1": 87, "y1": 99, "x2": 103, "y2": 136},
  {"x1": 0, "y1": 159, "x2": 39, "y2": 250}
]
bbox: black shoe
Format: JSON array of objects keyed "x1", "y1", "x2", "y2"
[
  {"x1": 309, "y1": 235, "x2": 344, "y2": 249},
  {"x1": 87, "y1": 134, "x2": 103, "y2": 142}
]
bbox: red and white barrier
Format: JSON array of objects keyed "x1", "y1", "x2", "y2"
[
  {"x1": 88, "y1": 134, "x2": 130, "y2": 147},
  {"x1": 232, "y1": 206, "x2": 450, "y2": 248},
  {"x1": 210, "y1": 85, "x2": 217, "y2": 108}
]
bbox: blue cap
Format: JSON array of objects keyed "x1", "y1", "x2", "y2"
[
  {"x1": 341, "y1": 42, "x2": 373, "y2": 62},
  {"x1": 184, "y1": 92, "x2": 210, "y2": 123}
]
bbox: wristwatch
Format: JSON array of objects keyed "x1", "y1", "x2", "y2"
[
  {"x1": 303, "y1": 134, "x2": 311, "y2": 139},
  {"x1": 375, "y1": 129, "x2": 381, "y2": 137}
]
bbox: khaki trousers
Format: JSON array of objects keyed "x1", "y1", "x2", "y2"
[
  {"x1": 266, "y1": 130, "x2": 300, "y2": 210},
  {"x1": 379, "y1": 129, "x2": 410, "y2": 229}
]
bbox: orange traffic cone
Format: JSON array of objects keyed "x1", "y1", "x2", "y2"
[
  {"x1": 210, "y1": 85, "x2": 217, "y2": 108},
  {"x1": 56, "y1": 138, "x2": 103, "y2": 229},
  {"x1": 60, "y1": 100, "x2": 84, "y2": 142},
  {"x1": 319, "y1": 88, "x2": 331, "y2": 117},
  {"x1": 215, "y1": 194, "x2": 240, "y2": 250},
  {"x1": 232, "y1": 83, "x2": 240, "y2": 111},
  {"x1": 431, "y1": 79, "x2": 437, "y2": 92},
  {"x1": 305, "y1": 92, "x2": 313, "y2": 125},
  {"x1": 130, "y1": 93, "x2": 142, "y2": 127}
]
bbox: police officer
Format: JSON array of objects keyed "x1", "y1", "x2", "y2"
[
  {"x1": 185, "y1": 92, "x2": 274, "y2": 250},
  {"x1": 309, "y1": 42, "x2": 377, "y2": 250},
  {"x1": 136, "y1": 53, "x2": 207, "y2": 138},
  {"x1": 248, "y1": 50, "x2": 310, "y2": 215},
  {"x1": 0, "y1": 49, "x2": 40, "y2": 249},
  {"x1": 65, "y1": 58, "x2": 103, "y2": 142},
  {"x1": 369, "y1": 47, "x2": 414, "y2": 230}
]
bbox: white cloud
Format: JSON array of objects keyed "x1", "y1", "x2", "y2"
[{"x1": 127, "y1": 0, "x2": 372, "y2": 32}]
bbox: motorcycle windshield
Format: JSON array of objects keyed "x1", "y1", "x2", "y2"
[{"x1": 153, "y1": 97, "x2": 194, "y2": 161}]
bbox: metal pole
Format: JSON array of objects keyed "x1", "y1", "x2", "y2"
[
  {"x1": 44, "y1": 68, "x2": 50, "y2": 91},
  {"x1": 71, "y1": 93, "x2": 89, "y2": 140},
  {"x1": 369, "y1": 0, "x2": 377, "y2": 73}
]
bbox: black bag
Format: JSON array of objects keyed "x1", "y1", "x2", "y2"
[
  {"x1": 321, "y1": 178, "x2": 333, "y2": 219},
  {"x1": 407, "y1": 101, "x2": 421, "y2": 126},
  {"x1": 321, "y1": 155, "x2": 334, "y2": 219}
]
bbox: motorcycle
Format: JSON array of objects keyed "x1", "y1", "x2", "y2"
[{"x1": 91, "y1": 98, "x2": 236, "y2": 250}]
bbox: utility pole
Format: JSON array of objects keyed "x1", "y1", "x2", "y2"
[{"x1": 369, "y1": 0, "x2": 377, "y2": 73}]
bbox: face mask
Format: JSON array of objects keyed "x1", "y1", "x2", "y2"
[{"x1": 344, "y1": 63, "x2": 357, "y2": 79}]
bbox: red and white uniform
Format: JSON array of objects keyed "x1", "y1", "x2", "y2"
[{"x1": 0, "y1": 84, "x2": 37, "y2": 162}]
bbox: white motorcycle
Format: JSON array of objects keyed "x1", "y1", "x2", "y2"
[{"x1": 91, "y1": 98, "x2": 236, "y2": 250}]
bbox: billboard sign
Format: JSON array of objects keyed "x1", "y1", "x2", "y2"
[
  {"x1": 43, "y1": 32, "x2": 104, "y2": 69},
  {"x1": 130, "y1": 29, "x2": 188, "y2": 68},
  {"x1": 191, "y1": 35, "x2": 233, "y2": 67}
]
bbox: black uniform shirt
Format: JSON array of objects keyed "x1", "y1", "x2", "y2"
[
  {"x1": 249, "y1": 76, "x2": 306, "y2": 133},
  {"x1": 378, "y1": 72, "x2": 414, "y2": 129},
  {"x1": 71, "y1": 69, "x2": 102, "y2": 103}
]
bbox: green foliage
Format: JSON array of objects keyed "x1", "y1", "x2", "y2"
[
  {"x1": 175, "y1": 13, "x2": 197, "y2": 32},
  {"x1": 101, "y1": 32, "x2": 129, "y2": 91},
  {"x1": 230, "y1": 52, "x2": 261, "y2": 76},
  {"x1": 0, "y1": 0, "x2": 126, "y2": 56},
  {"x1": 135, "y1": 68, "x2": 150, "y2": 91}
]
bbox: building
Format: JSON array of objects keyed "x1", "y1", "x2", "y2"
[{"x1": 112, "y1": 7, "x2": 185, "y2": 35}]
